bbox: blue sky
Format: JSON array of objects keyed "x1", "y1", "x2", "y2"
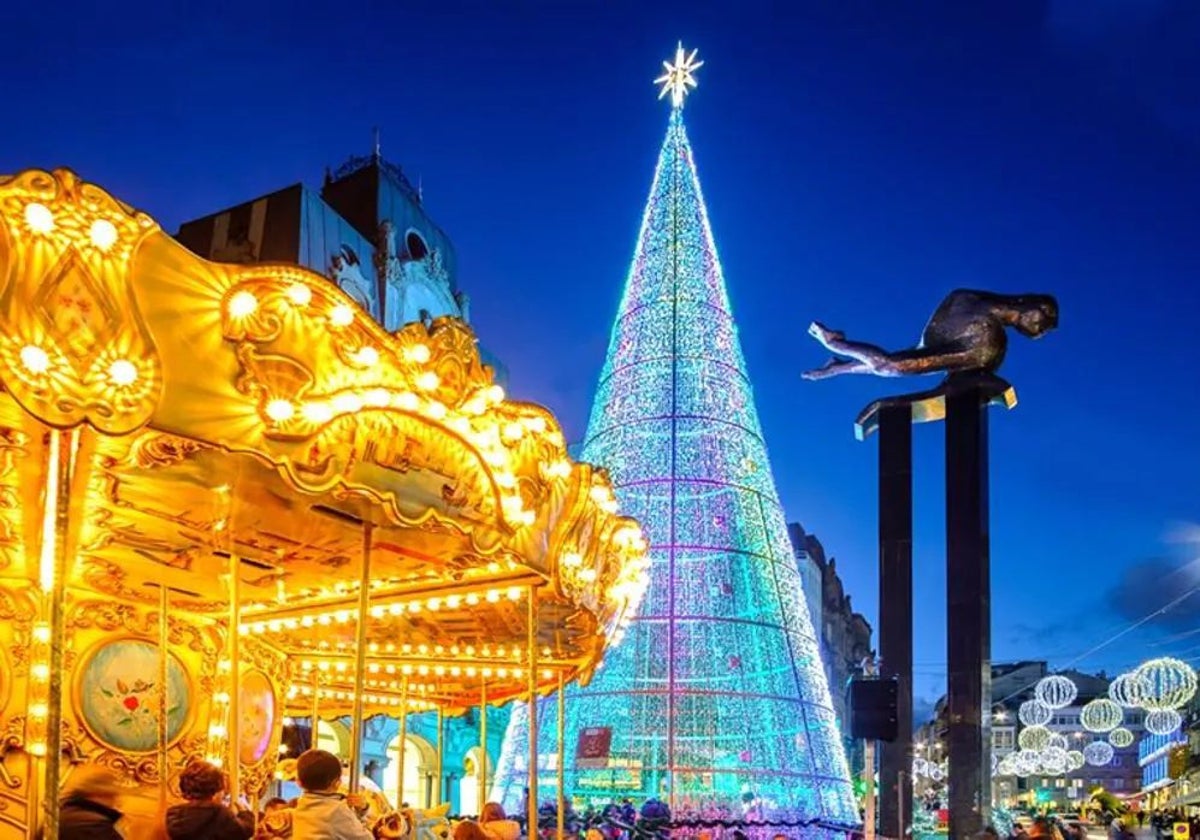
[{"x1": 7, "y1": 0, "x2": 1200, "y2": 717}]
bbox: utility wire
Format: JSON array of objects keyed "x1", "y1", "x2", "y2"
[{"x1": 994, "y1": 584, "x2": 1200, "y2": 706}]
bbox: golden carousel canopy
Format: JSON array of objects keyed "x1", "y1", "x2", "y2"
[{"x1": 0, "y1": 168, "x2": 649, "y2": 714}]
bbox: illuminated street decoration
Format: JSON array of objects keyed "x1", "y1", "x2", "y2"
[
  {"x1": 1018, "y1": 699, "x2": 1052, "y2": 727},
  {"x1": 1083, "y1": 741, "x2": 1114, "y2": 767},
  {"x1": 1107, "y1": 727, "x2": 1134, "y2": 748},
  {"x1": 1144, "y1": 709, "x2": 1183, "y2": 736},
  {"x1": 1065, "y1": 750, "x2": 1085, "y2": 772},
  {"x1": 1135, "y1": 657, "x2": 1197, "y2": 711},
  {"x1": 1035, "y1": 674, "x2": 1078, "y2": 710},
  {"x1": 1046, "y1": 733, "x2": 1068, "y2": 751},
  {"x1": 1018, "y1": 725, "x2": 1052, "y2": 751},
  {"x1": 493, "y1": 46, "x2": 856, "y2": 820},
  {"x1": 1109, "y1": 671, "x2": 1150, "y2": 708},
  {"x1": 1079, "y1": 698, "x2": 1122, "y2": 733}
]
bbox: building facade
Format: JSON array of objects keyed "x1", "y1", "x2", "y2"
[
  {"x1": 176, "y1": 149, "x2": 506, "y2": 381},
  {"x1": 788, "y1": 523, "x2": 874, "y2": 779},
  {"x1": 919, "y1": 663, "x2": 1144, "y2": 810}
]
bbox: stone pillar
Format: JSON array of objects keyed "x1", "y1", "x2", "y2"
[
  {"x1": 878, "y1": 404, "x2": 913, "y2": 840},
  {"x1": 945, "y1": 388, "x2": 992, "y2": 838}
]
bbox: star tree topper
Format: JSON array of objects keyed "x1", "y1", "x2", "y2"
[{"x1": 656, "y1": 42, "x2": 703, "y2": 108}]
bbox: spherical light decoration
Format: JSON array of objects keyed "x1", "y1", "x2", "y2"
[
  {"x1": 1019, "y1": 699, "x2": 1053, "y2": 727},
  {"x1": 930, "y1": 766, "x2": 945, "y2": 782},
  {"x1": 1046, "y1": 733, "x2": 1069, "y2": 751},
  {"x1": 1015, "y1": 749, "x2": 1041, "y2": 776},
  {"x1": 1108, "y1": 727, "x2": 1134, "y2": 748},
  {"x1": 1109, "y1": 672, "x2": 1151, "y2": 709},
  {"x1": 1040, "y1": 746, "x2": 1069, "y2": 775},
  {"x1": 913, "y1": 757, "x2": 929, "y2": 776},
  {"x1": 1080, "y1": 698, "x2": 1123, "y2": 733},
  {"x1": 1018, "y1": 725, "x2": 1052, "y2": 751},
  {"x1": 1036, "y1": 674, "x2": 1079, "y2": 710},
  {"x1": 1135, "y1": 657, "x2": 1198, "y2": 711},
  {"x1": 1083, "y1": 741, "x2": 1115, "y2": 767},
  {"x1": 1066, "y1": 750, "x2": 1086, "y2": 771},
  {"x1": 997, "y1": 755, "x2": 1018, "y2": 777},
  {"x1": 1145, "y1": 708, "x2": 1183, "y2": 736}
]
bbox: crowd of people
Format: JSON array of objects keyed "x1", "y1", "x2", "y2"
[{"x1": 56, "y1": 749, "x2": 397, "y2": 840}]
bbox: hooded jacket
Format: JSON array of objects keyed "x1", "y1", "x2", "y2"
[
  {"x1": 290, "y1": 791, "x2": 373, "y2": 840},
  {"x1": 165, "y1": 801, "x2": 254, "y2": 840},
  {"x1": 57, "y1": 795, "x2": 123, "y2": 840}
]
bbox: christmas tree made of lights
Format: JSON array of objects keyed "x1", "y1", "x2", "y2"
[{"x1": 492, "y1": 46, "x2": 856, "y2": 821}]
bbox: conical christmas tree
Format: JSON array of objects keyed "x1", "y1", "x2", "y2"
[{"x1": 492, "y1": 47, "x2": 856, "y2": 822}]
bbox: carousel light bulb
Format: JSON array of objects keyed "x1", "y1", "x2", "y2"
[
  {"x1": 388, "y1": 603, "x2": 403, "y2": 616},
  {"x1": 228, "y1": 290, "x2": 258, "y2": 318},
  {"x1": 503, "y1": 422, "x2": 524, "y2": 442},
  {"x1": 88, "y1": 219, "x2": 118, "y2": 251},
  {"x1": 417, "y1": 371, "x2": 440, "y2": 391},
  {"x1": 426, "y1": 597, "x2": 441, "y2": 610},
  {"x1": 446, "y1": 595, "x2": 462, "y2": 609},
  {"x1": 329, "y1": 303, "x2": 355, "y2": 327},
  {"x1": 28, "y1": 742, "x2": 46, "y2": 757},
  {"x1": 106, "y1": 358, "x2": 138, "y2": 386},
  {"x1": 302, "y1": 402, "x2": 334, "y2": 424},
  {"x1": 466, "y1": 593, "x2": 479, "y2": 606},
  {"x1": 19, "y1": 345, "x2": 50, "y2": 375},
  {"x1": 486, "y1": 589, "x2": 501, "y2": 602},
  {"x1": 286, "y1": 283, "x2": 312, "y2": 306},
  {"x1": 28, "y1": 702, "x2": 48, "y2": 718},
  {"x1": 24, "y1": 202, "x2": 54, "y2": 233},
  {"x1": 507, "y1": 587, "x2": 522, "y2": 601},
  {"x1": 332, "y1": 393, "x2": 362, "y2": 414},
  {"x1": 562, "y1": 552, "x2": 583, "y2": 568},
  {"x1": 354, "y1": 346, "x2": 379, "y2": 366},
  {"x1": 426, "y1": 400, "x2": 447, "y2": 420},
  {"x1": 579, "y1": 568, "x2": 598, "y2": 582},
  {"x1": 486, "y1": 384, "x2": 505, "y2": 404}
]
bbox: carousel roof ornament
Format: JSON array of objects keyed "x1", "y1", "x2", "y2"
[{"x1": 0, "y1": 168, "x2": 649, "y2": 832}]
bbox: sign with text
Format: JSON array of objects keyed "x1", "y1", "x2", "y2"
[{"x1": 575, "y1": 726, "x2": 613, "y2": 769}]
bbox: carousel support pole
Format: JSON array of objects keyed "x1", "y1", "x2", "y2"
[
  {"x1": 479, "y1": 680, "x2": 488, "y2": 810},
  {"x1": 158, "y1": 585, "x2": 171, "y2": 807},
  {"x1": 348, "y1": 521, "x2": 374, "y2": 793},
  {"x1": 310, "y1": 671, "x2": 320, "y2": 749},
  {"x1": 556, "y1": 670, "x2": 565, "y2": 840},
  {"x1": 527, "y1": 585, "x2": 539, "y2": 836},
  {"x1": 40, "y1": 428, "x2": 79, "y2": 839},
  {"x1": 435, "y1": 706, "x2": 444, "y2": 806},
  {"x1": 397, "y1": 676, "x2": 409, "y2": 808},
  {"x1": 228, "y1": 555, "x2": 242, "y2": 800}
]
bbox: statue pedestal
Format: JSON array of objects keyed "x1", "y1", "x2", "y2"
[{"x1": 858, "y1": 373, "x2": 1013, "y2": 840}]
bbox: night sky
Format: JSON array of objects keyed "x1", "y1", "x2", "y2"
[{"x1": 9, "y1": 0, "x2": 1200, "y2": 718}]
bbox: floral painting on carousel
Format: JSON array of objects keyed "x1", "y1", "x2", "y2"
[
  {"x1": 239, "y1": 669, "x2": 276, "y2": 765},
  {"x1": 77, "y1": 638, "x2": 190, "y2": 753}
]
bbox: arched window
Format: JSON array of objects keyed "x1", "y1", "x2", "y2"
[
  {"x1": 406, "y1": 230, "x2": 429, "y2": 260},
  {"x1": 384, "y1": 734, "x2": 432, "y2": 809},
  {"x1": 317, "y1": 720, "x2": 348, "y2": 759},
  {"x1": 459, "y1": 748, "x2": 486, "y2": 816}
]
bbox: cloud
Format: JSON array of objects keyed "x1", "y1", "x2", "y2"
[{"x1": 1104, "y1": 556, "x2": 1200, "y2": 634}]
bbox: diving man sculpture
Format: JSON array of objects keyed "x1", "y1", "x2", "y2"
[{"x1": 803, "y1": 289, "x2": 1058, "y2": 381}]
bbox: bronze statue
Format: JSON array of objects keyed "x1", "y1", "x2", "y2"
[{"x1": 803, "y1": 289, "x2": 1058, "y2": 381}]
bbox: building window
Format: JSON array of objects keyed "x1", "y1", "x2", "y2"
[
  {"x1": 406, "y1": 230, "x2": 429, "y2": 260},
  {"x1": 1112, "y1": 779, "x2": 1123, "y2": 790},
  {"x1": 1055, "y1": 779, "x2": 1065, "y2": 788}
]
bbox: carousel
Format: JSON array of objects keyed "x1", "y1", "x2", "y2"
[{"x1": 0, "y1": 169, "x2": 648, "y2": 838}]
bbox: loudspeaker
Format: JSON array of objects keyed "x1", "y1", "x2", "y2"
[{"x1": 849, "y1": 676, "x2": 899, "y2": 742}]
